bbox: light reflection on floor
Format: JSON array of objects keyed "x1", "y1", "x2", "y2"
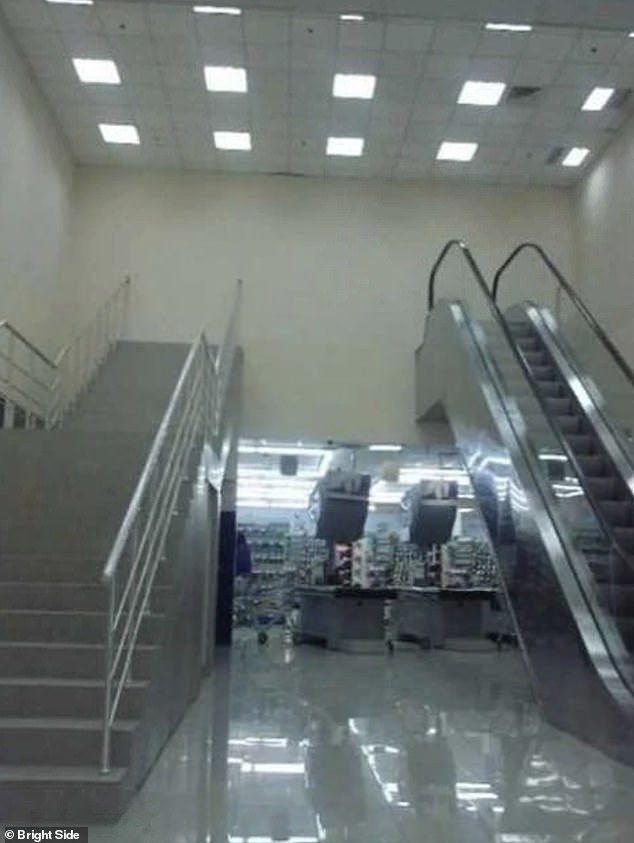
[{"x1": 87, "y1": 633, "x2": 634, "y2": 842}]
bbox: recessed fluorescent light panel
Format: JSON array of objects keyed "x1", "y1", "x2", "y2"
[
  {"x1": 368, "y1": 445, "x2": 403, "y2": 452},
  {"x1": 214, "y1": 131, "x2": 251, "y2": 150},
  {"x1": 332, "y1": 73, "x2": 376, "y2": 100},
  {"x1": 204, "y1": 66, "x2": 247, "y2": 93},
  {"x1": 326, "y1": 136, "x2": 364, "y2": 157},
  {"x1": 437, "y1": 141, "x2": 478, "y2": 162},
  {"x1": 562, "y1": 147, "x2": 590, "y2": 167},
  {"x1": 99, "y1": 123, "x2": 140, "y2": 145},
  {"x1": 73, "y1": 59, "x2": 120, "y2": 85},
  {"x1": 46, "y1": 0, "x2": 93, "y2": 5},
  {"x1": 340, "y1": 13, "x2": 365, "y2": 21},
  {"x1": 458, "y1": 80, "x2": 506, "y2": 106},
  {"x1": 486, "y1": 22, "x2": 533, "y2": 32},
  {"x1": 582, "y1": 87, "x2": 615, "y2": 111},
  {"x1": 193, "y1": 5, "x2": 242, "y2": 13}
]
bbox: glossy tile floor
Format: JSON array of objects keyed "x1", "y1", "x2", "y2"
[{"x1": 88, "y1": 634, "x2": 634, "y2": 843}]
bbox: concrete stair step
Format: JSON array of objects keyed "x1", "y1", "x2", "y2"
[
  {"x1": 0, "y1": 641, "x2": 159, "y2": 679},
  {"x1": 0, "y1": 581, "x2": 172, "y2": 612},
  {"x1": 0, "y1": 717, "x2": 136, "y2": 766},
  {"x1": 0, "y1": 677, "x2": 147, "y2": 719},
  {"x1": 0, "y1": 555, "x2": 171, "y2": 584},
  {"x1": 0, "y1": 765, "x2": 128, "y2": 824},
  {"x1": 0, "y1": 610, "x2": 165, "y2": 645}
]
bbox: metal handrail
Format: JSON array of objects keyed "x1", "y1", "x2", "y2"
[
  {"x1": 0, "y1": 279, "x2": 130, "y2": 429},
  {"x1": 100, "y1": 332, "x2": 214, "y2": 773},
  {"x1": 492, "y1": 243, "x2": 634, "y2": 393},
  {"x1": 429, "y1": 238, "x2": 634, "y2": 574},
  {"x1": 427, "y1": 239, "x2": 491, "y2": 312},
  {"x1": 0, "y1": 321, "x2": 57, "y2": 368}
]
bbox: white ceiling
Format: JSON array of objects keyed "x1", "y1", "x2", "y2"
[{"x1": 3, "y1": 0, "x2": 634, "y2": 185}]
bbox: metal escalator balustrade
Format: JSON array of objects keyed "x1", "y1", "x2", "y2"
[
  {"x1": 420, "y1": 239, "x2": 634, "y2": 764},
  {"x1": 491, "y1": 244, "x2": 634, "y2": 656}
]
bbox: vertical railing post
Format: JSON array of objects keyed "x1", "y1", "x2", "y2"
[{"x1": 101, "y1": 576, "x2": 116, "y2": 775}]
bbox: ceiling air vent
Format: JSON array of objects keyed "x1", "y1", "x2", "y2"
[
  {"x1": 505, "y1": 86, "x2": 542, "y2": 103},
  {"x1": 546, "y1": 146, "x2": 565, "y2": 166}
]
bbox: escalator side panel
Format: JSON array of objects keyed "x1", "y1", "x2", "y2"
[{"x1": 417, "y1": 301, "x2": 634, "y2": 765}]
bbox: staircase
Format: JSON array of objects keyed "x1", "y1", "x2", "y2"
[{"x1": 0, "y1": 340, "x2": 212, "y2": 823}]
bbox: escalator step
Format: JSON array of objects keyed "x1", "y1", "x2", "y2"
[
  {"x1": 555, "y1": 415, "x2": 583, "y2": 434},
  {"x1": 532, "y1": 366, "x2": 556, "y2": 381},
  {"x1": 597, "y1": 583, "x2": 634, "y2": 615},
  {"x1": 585, "y1": 476, "x2": 619, "y2": 498},
  {"x1": 614, "y1": 528, "x2": 634, "y2": 552},
  {"x1": 515, "y1": 338, "x2": 541, "y2": 352},
  {"x1": 597, "y1": 500, "x2": 634, "y2": 527},
  {"x1": 523, "y1": 351, "x2": 548, "y2": 367},
  {"x1": 507, "y1": 322, "x2": 533, "y2": 337},
  {"x1": 614, "y1": 618, "x2": 634, "y2": 650},
  {"x1": 565, "y1": 433, "x2": 596, "y2": 454},
  {"x1": 589, "y1": 557, "x2": 634, "y2": 584},
  {"x1": 577, "y1": 455, "x2": 607, "y2": 476},
  {"x1": 536, "y1": 381, "x2": 566, "y2": 399},
  {"x1": 544, "y1": 397, "x2": 572, "y2": 415}
]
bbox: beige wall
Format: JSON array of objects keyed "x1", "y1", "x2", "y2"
[
  {"x1": 0, "y1": 11, "x2": 74, "y2": 356},
  {"x1": 64, "y1": 166, "x2": 574, "y2": 443},
  {"x1": 575, "y1": 112, "x2": 634, "y2": 366}
]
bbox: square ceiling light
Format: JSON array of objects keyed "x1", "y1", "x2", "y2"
[
  {"x1": 214, "y1": 131, "x2": 252, "y2": 150},
  {"x1": 458, "y1": 81, "x2": 506, "y2": 106},
  {"x1": 562, "y1": 147, "x2": 590, "y2": 167},
  {"x1": 205, "y1": 66, "x2": 247, "y2": 93},
  {"x1": 73, "y1": 59, "x2": 120, "y2": 85},
  {"x1": 193, "y1": 5, "x2": 242, "y2": 13},
  {"x1": 486, "y1": 22, "x2": 533, "y2": 32},
  {"x1": 333, "y1": 73, "x2": 376, "y2": 100},
  {"x1": 437, "y1": 141, "x2": 478, "y2": 162},
  {"x1": 326, "y1": 136, "x2": 364, "y2": 156},
  {"x1": 582, "y1": 87, "x2": 615, "y2": 111},
  {"x1": 99, "y1": 123, "x2": 140, "y2": 145}
]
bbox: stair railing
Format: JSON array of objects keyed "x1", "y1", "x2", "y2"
[
  {"x1": 0, "y1": 278, "x2": 130, "y2": 429},
  {"x1": 0, "y1": 321, "x2": 57, "y2": 427},
  {"x1": 49, "y1": 277, "x2": 131, "y2": 427},
  {"x1": 100, "y1": 332, "x2": 215, "y2": 774}
]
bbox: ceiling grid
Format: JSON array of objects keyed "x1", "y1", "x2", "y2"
[{"x1": 2, "y1": 0, "x2": 633, "y2": 184}]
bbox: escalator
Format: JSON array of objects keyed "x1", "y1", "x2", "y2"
[{"x1": 417, "y1": 240, "x2": 634, "y2": 766}]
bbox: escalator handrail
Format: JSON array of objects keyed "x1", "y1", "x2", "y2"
[
  {"x1": 429, "y1": 239, "x2": 634, "y2": 578},
  {"x1": 428, "y1": 239, "x2": 491, "y2": 311},
  {"x1": 492, "y1": 242, "x2": 634, "y2": 393}
]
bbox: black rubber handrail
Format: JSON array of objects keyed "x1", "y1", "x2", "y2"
[
  {"x1": 428, "y1": 239, "x2": 490, "y2": 311},
  {"x1": 428, "y1": 239, "x2": 634, "y2": 579},
  {"x1": 493, "y1": 242, "x2": 634, "y2": 393}
]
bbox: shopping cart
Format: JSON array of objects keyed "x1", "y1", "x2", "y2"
[{"x1": 235, "y1": 571, "x2": 298, "y2": 645}]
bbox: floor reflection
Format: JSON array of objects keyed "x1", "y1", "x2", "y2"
[{"x1": 88, "y1": 634, "x2": 634, "y2": 843}]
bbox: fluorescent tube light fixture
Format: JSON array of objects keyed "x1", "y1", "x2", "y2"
[
  {"x1": 326, "y1": 136, "x2": 364, "y2": 156},
  {"x1": 204, "y1": 65, "x2": 247, "y2": 93},
  {"x1": 437, "y1": 141, "x2": 478, "y2": 162},
  {"x1": 368, "y1": 445, "x2": 403, "y2": 452},
  {"x1": 458, "y1": 80, "x2": 506, "y2": 106},
  {"x1": 73, "y1": 58, "x2": 120, "y2": 85},
  {"x1": 486, "y1": 22, "x2": 533, "y2": 32},
  {"x1": 99, "y1": 123, "x2": 140, "y2": 145},
  {"x1": 340, "y1": 14, "x2": 365, "y2": 21},
  {"x1": 46, "y1": 0, "x2": 93, "y2": 5},
  {"x1": 582, "y1": 87, "x2": 615, "y2": 111},
  {"x1": 214, "y1": 131, "x2": 251, "y2": 150},
  {"x1": 333, "y1": 73, "x2": 376, "y2": 99},
  {"x1": 193, "y1": 5, "x2": 242, "y2": 13},
  {"x1": 562, "y1": 147, "x2": 590, "y2": 167}
]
